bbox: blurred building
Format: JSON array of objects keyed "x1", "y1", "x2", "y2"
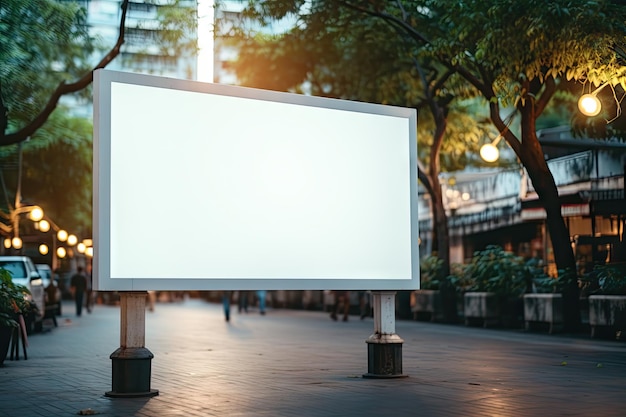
[
  {"x1": 418, "y1": 126, "x2": 626, "y2": 274},
  {"x1": 63, "y1": 0, "x2": 198, "y2": 117}
]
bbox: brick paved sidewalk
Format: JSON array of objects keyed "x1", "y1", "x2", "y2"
[{"x1": 1, "y1": 297, "x2": 624, "y2": 417}]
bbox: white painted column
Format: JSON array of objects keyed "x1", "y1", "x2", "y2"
[{"x1": 364, "y1": 291, "x2": 406, "y2": 378}]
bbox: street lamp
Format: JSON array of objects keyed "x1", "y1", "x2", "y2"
[{"x1": 0, "y1": 204, "x2": 45, "y2": 252}]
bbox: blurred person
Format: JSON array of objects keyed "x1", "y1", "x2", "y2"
[
  {"x1": 359, "y1": 291, "x2": 371, "y2": 320},
  {"x1": 222, "y1": 291, "x2": 232, "y2": 322},
  {"x1": 70, "y1": 266, "x2": 88, "y2": 317},
  {"x1": 256, "y1": 290, "x2": 267, "y2": 315},
  {"x1": 330, "y1": 290, "x2": 350, "y2": 322},
  {"x1": 238, "y1": 290, "x2": 249, "y2": 313}
]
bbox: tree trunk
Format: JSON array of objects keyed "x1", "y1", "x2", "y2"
[
  {"x1": 431, "y1": 175, "x2": 457, "y2": 323},
  {"x1": 518, "y1": 104, "x2": 580, "y2": 331}
]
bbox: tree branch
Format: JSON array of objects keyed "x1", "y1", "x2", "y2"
[
  {"x1": 534, "y1": 76, "x2": 556, "y2": 117},
  {"x1": 339, "y1": 1, "x2": 431, "y2": 45},
  {"x1": 1, "y1": 0, "x2": 129, "y2": 147}
]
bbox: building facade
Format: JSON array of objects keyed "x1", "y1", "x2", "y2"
[{"x1": 419, "y1": 126, "x2": 626, "y2": 274}]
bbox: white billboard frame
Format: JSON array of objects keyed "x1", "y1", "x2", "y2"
[{"x1": 93, "y1": 69, "x2": 419, "y2": 291}]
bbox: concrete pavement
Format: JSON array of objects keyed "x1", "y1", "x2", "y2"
[{"x1": 0, "y1": 296, "x2": 624, "y2": 417}]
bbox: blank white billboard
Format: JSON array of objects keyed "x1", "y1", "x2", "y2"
[{"x1": 93, "y1": 69, "x2": 419, "y2": 290}]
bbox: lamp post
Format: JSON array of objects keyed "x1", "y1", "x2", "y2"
[{"x1": 0, "y1": 204, "x2": 45, "y2": 254}]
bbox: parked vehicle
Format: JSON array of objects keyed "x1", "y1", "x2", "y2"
[
  {"x1": 36, "y1": 263, "x2": 62, "y2": 316},
  {"x1": 0, "y1": 256, "x2": 45, "y2": 332}
]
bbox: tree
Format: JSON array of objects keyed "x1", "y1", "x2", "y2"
[
  {"x1": 225, "y1": 0, "x2": 626, "y2": 330},
  {"x1": 225, "y1": 1, "x2": 492, "y2": 298},
  {"x1": 0, "y1": 110, "x2": 93, "y2": 235},
  {"x1": 0, "y1": 0, "x2": 129, "y2": 147},
  {"x1": 345, "y1": 0, "x2": 626, "y2": 330},
  {"x1": 2, "y1": 0, "x2": 200, "y2": 235}
]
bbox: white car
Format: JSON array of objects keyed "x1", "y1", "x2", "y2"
[{"x1": 0, "y1": 256, "x2": 45, "y2": 332}]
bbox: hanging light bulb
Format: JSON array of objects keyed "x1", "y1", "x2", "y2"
[
  {"x1": 38, "y1": 220, "x2": 50, "y2": 232},
  {"x1": 29, "y1": 207, "x2": 44, "y2": 222},
  {"x1": 578, "y1": 94, "x2": 602, "y2": 116},
  {"x1": 480, "y1": 143, "x2": 500, "y2": 163},
  {"x1": 67, "y1": 234, "x2": 78, "y2": 246},
  {"x1": 12, "y1": 237, "x2": 22, "y2": 249},
  {"x1": 578, "y1": 82, "x2": 610, "y2": 117},
  {"x1": 57, "y1": 230, "x2": 68, "y2": 242},
  {"x1": 480, "y1": 135, "x2": 502, "y2": 163}
]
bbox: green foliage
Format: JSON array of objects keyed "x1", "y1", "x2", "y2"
[
  {"x1": 465, "y1": 245, "x2": 528, "y2": 297},
  {"x1": 442, "y1": 262, "x2": 473, "y2": 293},
  {"x1": 0, "y1": 109, "x2": 93, "y2": 234},
  {"x1": 420, "y1": 255, "x2": 445, "y2": 290},
  {"x1": 0, "y1": 0, "x2": 96, "y2": 134},
  {"x1": 226, "y1": 0, "x2": 495, "y2": 173},
  {"x1": 529, "y1": 264, "x2": 571, "y2": 294},
  {"x1": 424, "y1": 0, "x2": 626, "y2": 100},
  {"x1": 582, "y1": 263, "x2": 626, "y2": 295},
  {"x1": 0, "y1": 268, "x2": 31, "y2": 328}
]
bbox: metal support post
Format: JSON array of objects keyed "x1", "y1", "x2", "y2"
[
  {"x1": 363, "y1": 291, "x2": 407, "y2": 378},
  {"x1": 106, "y1": 291, "x2": 158, "y2": 398}
]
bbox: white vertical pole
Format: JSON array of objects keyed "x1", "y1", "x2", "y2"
[{"x1": 364, "y1": 291, "x2": 406, "y2": 378}]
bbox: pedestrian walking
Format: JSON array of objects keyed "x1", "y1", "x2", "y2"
[
  {"x1": 238, "y1": 290, "x2": 249, "y2": 313},
  {"x1": 256, "y1": 290, "x2": 267, "y2": 315},
  {"x1": 330, "y1": 290, "x2": 350, "y2": 322},
  {"x1": 70, "y1": 266, "x2": 88, "y2": 317},
  {"x1": 222, "y1": 291, "x2": 232, "y2": 322}
]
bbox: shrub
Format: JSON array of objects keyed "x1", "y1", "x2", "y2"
[
  {"x1": 582, "y1": 263, "x2": 626, "y2": 295},
  {"x1": 465, "y1": 245, "x2": 527, "y2": 297},
  {"x1": 419, "y1": 255, "x2": 445, "y2": 290},
  {"x1": 0, "y1": 268, "x2": 33, "y2": 328}
]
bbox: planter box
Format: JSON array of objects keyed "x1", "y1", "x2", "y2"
[
  {"x1": 464, "y1": 292, "x2": 500, "y2": 327},
  {"x1": 523, "y1": 293, "x2": 563, "y2": 334},
  {"x1": 588, "y1": 295, "x2": 626, "y2": 338},
  {"x1": 410, "y1": 290, "x2": 443, "y2": 322}
]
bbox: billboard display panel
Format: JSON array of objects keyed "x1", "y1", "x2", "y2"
[{"x1": 94, "y1": 69, "x2": 419, "y2": 290}]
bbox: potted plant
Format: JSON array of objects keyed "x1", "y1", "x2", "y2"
[
  {"x1": 0, "y1": 268, "x2": 32, "y2": 365},
  {"x1": 522, "y1": 262, "x2": 569, "y2": 334},
  {"x1": 463, "y1": 245, "x2": 527, "y2": 328},
  {"x1": 411, "y1": 255, "x2": 444, "y2": 322},
  {"x1": 583, "y1": 263, "x2": 626, "y2": 339}
]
